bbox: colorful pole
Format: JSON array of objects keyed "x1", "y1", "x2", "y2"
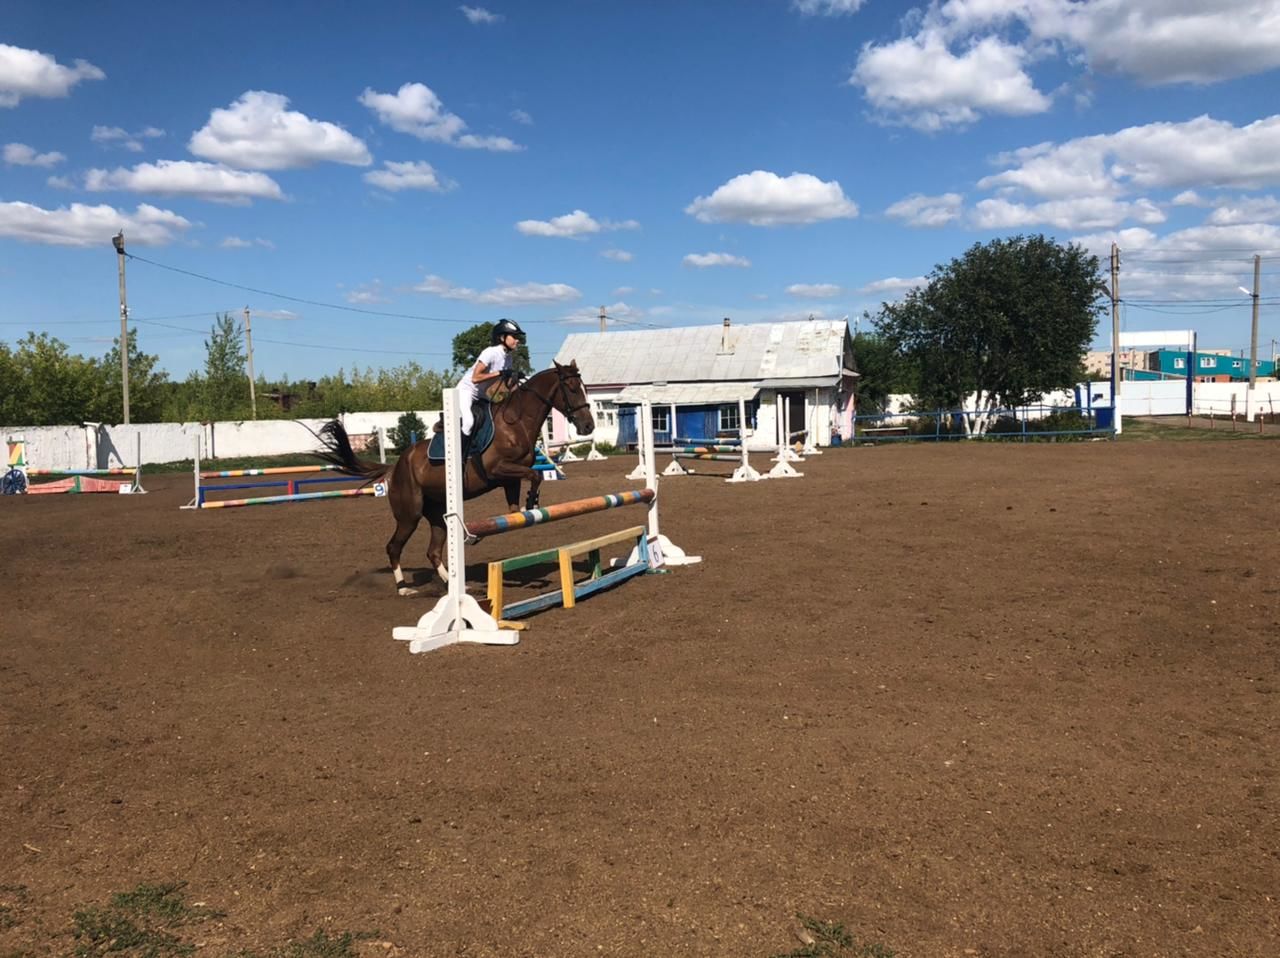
[
  {"x1": 467, "y1": 489, "x2": 656, "y2": 537},
  {"x1": 200, "y1": 487, "x2": 381, "y2": 509}
]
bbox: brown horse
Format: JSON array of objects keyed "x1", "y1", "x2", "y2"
[{"x1": 315, "y1": 360, "x2": 594, "y2": 595}]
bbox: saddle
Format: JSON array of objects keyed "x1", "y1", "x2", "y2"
[{"x1": 428, "y1": 399, "x2": 495, "y2": 464}]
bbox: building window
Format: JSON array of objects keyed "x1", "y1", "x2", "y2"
[
  {"x1": 651, "y1": 407, "x2": 670, "y2": 433},
  {"x1": 1231, "y1": 360, "x2": 1242, "y2": 368},
  {"x1": 719, "y1": 403, "x2": 740, "y2": 433},
  {"x1": 1173, "y1": 358, "x2": 1185, "y2": 369},
  {"x1": 594, "y1": 400, "x2": 616, "y2": 426},
  {"x1": 1199, "y1": 356, "x2": 1215, "y2": 369}
]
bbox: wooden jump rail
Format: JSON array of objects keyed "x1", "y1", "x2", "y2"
[
  {"x1": 393, "y1": 390, "x2": 699, "y2": 653},
  {"x1": 486, "y1": 524, "x2": 648, "y2": 622}
]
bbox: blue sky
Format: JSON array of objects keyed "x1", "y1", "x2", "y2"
[{"x1": 3, "y1": 0, "x2": 1280, "y2": 379}]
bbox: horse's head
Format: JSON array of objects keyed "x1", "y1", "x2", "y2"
[{"x1": 552, "y1": 360, "x2": 595, "y2": 436}]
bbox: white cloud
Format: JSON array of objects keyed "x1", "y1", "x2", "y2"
[
  {"x1": 612, "y1": 286, "x2": 634, "y2": 296},
  {"x1": 221, "y1": 236, "x2": 275, "y2": 249},
  {"x1": 3, "y1": 142, "x2": 65, "y2": 167},
  {"x1": 344, "y1": 279, "x2": 388, "y2": 304},
  {"x1": 363, "y1": 160, "x2": 453, "y2": 192},
  {"x1": 0, "y1": 200, "x2": 190, "y2": 247},
  {"x1": 85, "y1": 160, "x2": 285, "y2": 205},
  {"x1": 0, "y1": 43, "x2": 103, "y2": 107},
  {"x1": 685, "y1": 170, "x2": 858, "y2": 226},
  {"x1": 1205, "y1": 195, "x2": 1280, "y2": 226},
  {"x1": 516, "y1": 209, "x2": 639, "y2": 238},
  {"x1": 683, "y1": 252, "x2": 751, "y2": 268},
  {"x1": 1071, "y1": 223, "x2": 1280, "y2": 298},
  {"x1": 91, "y1": 125, "x2": 165, "y2": 152},
  {"x1": 359, "y1": 82, "x2": 521, "y2": 152},
  {"x1": 461, "y1": 5, "x2": 502, "y2": 24},
  {"x1": 510, "y1": 109, "x2": 533, "y2": 125},
  {"x1": 414, "y1": 274, "x2": 581, "y2": 305},
  {"x1": 1023, "y1": 0, "x2": 1280, "y2": 86},
  {"x1": 602, "y1": 248, "x2": 634, "y2": 262},
  {"x1": 256, "y1": 309, "x2": 298, "y2": 321},
  {"x1": 858, "y1": 276, "x2": 927, "y2": 295},
  {"x1": 792, "y1": 0, "x2": 865, "y2": 15},
  {"x1": 851, "y1": 30, "x2": 1051, "y2": 131},
  {"x1": 1172, "y1": 190, "x2": 1206, "y2": 207},
  {"x1": 970, "y1": 195, "x2": 1166, "y2": 231},
  {"x1": 46, "y1": 174, "x2": 74, "y2": 189},
  {"x1": 189, "y1": 91, "x2": 371, "y2": 170},
  {"x1": 885, "y1": 192, "x2": 963, "y2": 227},
  {"x1": 786, "y1": 283, "x2": 842, "y2": 298},
  {"x1": 980, "y1": 115, "x2": 1280, "y2": 198}
]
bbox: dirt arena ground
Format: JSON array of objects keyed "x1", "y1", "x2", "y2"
[{"x1": 2, "y1": 440, "x2": 1277, "y2": 957}]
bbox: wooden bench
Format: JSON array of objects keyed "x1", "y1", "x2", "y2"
[{"x1": 859, "y1": 425, "x2": 910, "y2": 438}]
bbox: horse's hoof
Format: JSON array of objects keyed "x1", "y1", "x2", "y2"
[{"x1": 397, "y1": 586, "x2": 419, "y2": 597}]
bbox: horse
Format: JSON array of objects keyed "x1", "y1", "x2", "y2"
[{"x1": 314, "y1": 360, "x2": 594, "y2": 596}]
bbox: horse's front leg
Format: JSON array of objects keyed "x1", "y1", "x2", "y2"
[
  {"x1": 524, "y1": 472, "x2": 543, "y2": 511},
  {"x1": 489, "y1": 461, "x2": 541, "y2": 512}
]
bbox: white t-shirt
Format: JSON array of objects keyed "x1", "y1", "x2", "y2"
[{"x1": 459, "y1": 344, "x2": 512, "y2": 395}]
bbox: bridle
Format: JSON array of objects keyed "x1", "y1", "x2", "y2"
[{"x1": 502, "y1": 365, "x2": 591, "y2": 425}]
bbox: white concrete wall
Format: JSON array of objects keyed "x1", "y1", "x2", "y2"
[
  {"x1": 1191, "y1": 381, "x2": 1280, "y2": 420},
  {"x1": 2, "y1": 409, "x2": 442, "y2": 470}
]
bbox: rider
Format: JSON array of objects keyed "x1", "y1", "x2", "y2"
[{"x1": 457, "y1": 318, "x2": 524, "y2": 451}]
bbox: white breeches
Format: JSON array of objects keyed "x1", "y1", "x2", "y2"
[{"x1": 459, "y1": 387, "x2": 478, "y2": 436}]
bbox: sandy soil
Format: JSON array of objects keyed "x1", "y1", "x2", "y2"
[{"x1": 2, "y1": 440, "x2": 1277, "y2": 957}]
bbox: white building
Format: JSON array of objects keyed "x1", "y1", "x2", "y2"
[{"x1": 550, "y1": 317, "x2": 857, "y2": 449}]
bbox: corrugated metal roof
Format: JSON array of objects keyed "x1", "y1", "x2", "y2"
[
  {"x1": 613, "y1": 382, "x2": 761, "y2": 405},
  {"x1": 555, "y1": 318, "x2": 847, "y2": 385},
  {"x1": 755, "y1": 376, "x2": 841, "y2": 389}
]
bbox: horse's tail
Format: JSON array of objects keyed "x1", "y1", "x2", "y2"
[{"x1": 314, "y1": 420, "x2": 391, "y2": 484}]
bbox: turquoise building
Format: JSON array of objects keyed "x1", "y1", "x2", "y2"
[{"x1": 1147, "y1": 349, "x2": 1276, "y2": 381}]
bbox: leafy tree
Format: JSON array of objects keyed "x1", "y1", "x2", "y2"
[
  {"x1": 94, "y1": 329, "x2": 170, "y2": 423},
  {"x1": 850, "y1": 327, "x2": 918, "y2": 413},
  {"x1": 0, "y1": 333, "x2": 100, "y2": 425},
  {"x1": 452, "y1": 321, "x2": 532, "y2": 376},
  {"x1": 201, "y1": 313, "x2": 249, "y2": 420},
  {"x1": 389, "y1": 410, "x2": 427, "y2": 452},
  {"x1": 874, "y1": 235, "x2": 1102, "y2": 435}
]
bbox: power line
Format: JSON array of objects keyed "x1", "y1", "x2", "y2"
[{"x1": 132, "y1": 318, "x2": 453, "y2": 358}]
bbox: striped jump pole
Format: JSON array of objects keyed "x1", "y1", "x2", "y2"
[
  {"x1": 393, "y1": 389, "x2": 698, "y2": 654},
  {"x1": 5, "y1": 433, "x2": 146, "y2": 494},
  {"x1": 662, "y1": 399, "x2": 763, "y2": 482},
  {"x1": 466, "y1": 489, "x2": 654, "y2": 537},
  {"x1": 181, "y1": 436, "x2": 385, "y2": 509}
]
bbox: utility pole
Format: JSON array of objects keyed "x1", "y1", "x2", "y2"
[
  {"x1": 599, "y1": 305, "x2": 606, "y2": 332},
  {"x1": 112, "y1": 231, "x2": 130, "y2": 424},
  {"x1": 1110, "y1": 242, "x2": 1121, "y2": 435},
  {"x1": 243, "y1": 305, "x2": 257, "y2": 419},
  {"x1": 1248, "y1": 254, "x2": 1260, "y2": 395}
]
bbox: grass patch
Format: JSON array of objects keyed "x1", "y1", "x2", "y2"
[
  {"x1": 235, "y1": 929, "x2": 375, "y2": 958},
  {"x1": 771, "y1": 915, "x2": 895, "y2": 958},
  {"x1": 71, "y1": 883, "x2": 221, "y2": 958},
  {"x1": 1116, "y1": 418, "x2": 1278, "y2": 441}
]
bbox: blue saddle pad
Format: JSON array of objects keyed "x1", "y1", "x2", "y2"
[{"x1": 428, "y1": 401, "x2": 494, "y2": 463}]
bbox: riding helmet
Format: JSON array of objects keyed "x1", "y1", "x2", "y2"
[{"x1": 491, "y1": 318, "x2": 525, "y2": 344}]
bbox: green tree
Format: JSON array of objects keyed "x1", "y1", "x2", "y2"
[
  {"x1": 850, "y1": 326, "x2": 918, "y2": 413},
  {"x1": 389, "y1": 410, "x2": 427, "y2": 452},
  {"x1": 200, "y1": 312, "x2": 249, "y2": 420},
  {"x1": 94, "y1": 329, "x2": 170, "y2": 423},
  {"x1": 874, "y1": 235, "x2": 1102, "y2": 435},
  {"x1": 452, "y1": 321, "x2": 532, "y2": 376},
  {"x1": 1, "y1": 333, "x2": 100, "y2": 425}
]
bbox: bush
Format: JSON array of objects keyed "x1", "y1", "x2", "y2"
[{"x1": 389, "y1": 411, "x2": 427, "y2": 453}]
